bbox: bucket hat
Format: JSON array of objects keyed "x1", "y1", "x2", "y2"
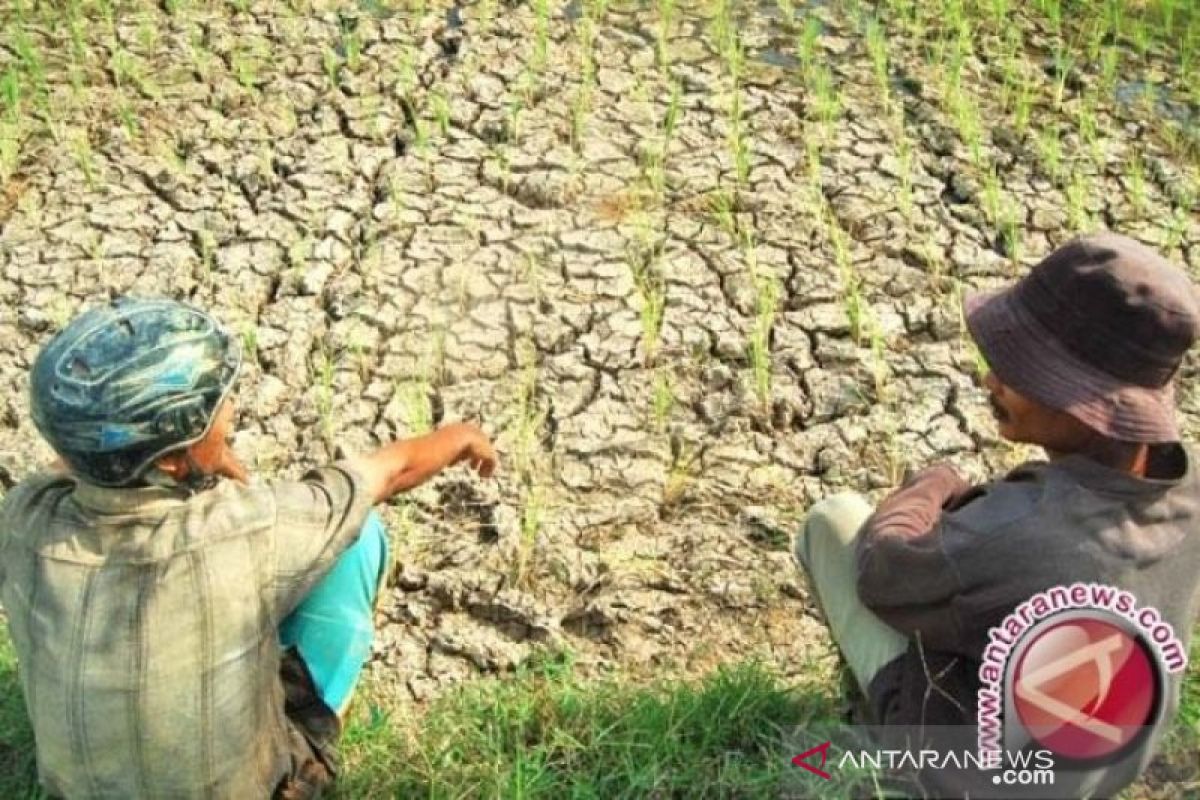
[{"x1": 964, "y1": 232, "x2": 1199, "y2": 443}]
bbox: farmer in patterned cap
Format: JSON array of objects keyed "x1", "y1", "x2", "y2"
[
  {"x1": 792, "y1": 233, "x2": 1200, "y2": 797},
  {"x1": 0, "y1": 297, "x2": 498, "y2": 799}
]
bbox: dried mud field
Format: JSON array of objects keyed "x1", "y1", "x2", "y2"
[{"x1": 1, "y1": 0, "x2": 1198, "y2": 714}]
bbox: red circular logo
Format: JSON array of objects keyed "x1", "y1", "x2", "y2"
[{"x1": 1011, "y1": 616, "x2": 1159, "y2": 761}]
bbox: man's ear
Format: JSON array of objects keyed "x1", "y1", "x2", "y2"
[{"x1": 154, "y1": 451, "x2": 189, "y2": 480}]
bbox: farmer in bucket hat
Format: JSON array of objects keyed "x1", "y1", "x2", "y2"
[
  {"x1": 0, "y1": 297, "x2": 498, "y2": 799},
  {"x1": 793, "y1": 233, "x2": 1200, "y2": 797}
]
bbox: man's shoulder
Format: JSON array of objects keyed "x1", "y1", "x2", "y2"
[
  {"x1": 942, "y1": 460, "x2": 1056, "y2": 535},
  {"x1": 1, "y1": 471, "x2": 76, "y2": 521}
]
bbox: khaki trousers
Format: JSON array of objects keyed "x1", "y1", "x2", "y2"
[{"x1": 794, "y1": 492, "x2": 909, "y2": 692}]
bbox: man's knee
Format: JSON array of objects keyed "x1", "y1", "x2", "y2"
[{"x1": 794, "y1": 492, "x2": 873, "y2": 566}]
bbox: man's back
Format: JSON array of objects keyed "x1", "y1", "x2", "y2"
[{"x1": 0, "y1": 465, "x2": 373, "y2": 799}]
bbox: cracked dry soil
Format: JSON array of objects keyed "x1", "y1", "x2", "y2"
[{"x1": 1, "y1": 1, "x2": 1198, "y2": 711}]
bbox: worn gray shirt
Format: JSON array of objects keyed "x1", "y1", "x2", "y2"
[
  {"x1": 856, "y1": 443, "x2": 1200, "y2": 797},
  {"x1": 0, "y1": 463, "x2": 374, "y2": 799}
]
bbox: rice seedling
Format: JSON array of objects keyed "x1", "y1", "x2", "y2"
[
  {"x1": 395, "y1": 378, "x2": 434, "y2": 435},
  {"x1": 240, "y1": 324, "x2": 259, "y2": 366},
  {"x1": 998, "y1": 202, "x2": 1023, "y2": 265},
  {"x1": 797, "y1": 16, "x2": 822, "y2": 75},
  {"x1": 514, "y1": 482, "x2": 546, "y2": 588},
  {"x1": 1011, "y1": 73, "x2": 1035, "y2": 134},
  {"x1": 1098, "y1": 45, "x2": 1121, "y2": 96},
  {"x1": 430, "y1": 91, "x2": 451, "y2": 137},
  {"x1": 69, "y1": 131, "x2": 97, "y2": 189},
  {"x1": 662, "y1": 438, "x2": 701, "y2": 509},
  {"x1": 339, "y1": 18, "x2": 363, "y2": 73},
  {"x1": 1036, "y1": 128, "x2": 1064, "y2": 183},
  {"x1": 532, "y1": 0, "x2": 551, "y2": 75},
  {"x1": 322, "y1": 48, "x2": 341, "y2": 89},
  {"x1": 637, "y1": 271, "x2": 667, "y2": 364},
  {"x1": 810, "y1": 65, "x2": 841, "y2": 131},
  {"x1": 1162, "y1": 205, "x2": 1189, "y2": 253},
  {"x1": 980, "y1": 166, "x2": 1003, "y2": 224},
  {"x1": 656, "y1": 0, "x2": 677, "y2": 68},
  {"x1": 313, "y1": 343, "x2": 337, "y2": 447},
  {"x1": 640, "y1": 146, "x2": 667, "y2": 200},
  {"x1": 663, "y1": 77, "x2": 682, "y2": 150},
  {"x1": 708, "y1": 186, "x2": 738, "y2": 237},
  {"x1": 651, "y1": 369, "x2": 675, "y2": 430},
  {"x1": 830, "y1": 221, "x2": 868, "y2": 344},
  {"x1": 747, "y1": 260, "x2": 781, "y2": 411},
  {"x1": 865, "y1": 18, "x2": 891, "y2": 110},
  {"x1": 1065, "y1": 170, "x2": 1093, "y2": 231}
]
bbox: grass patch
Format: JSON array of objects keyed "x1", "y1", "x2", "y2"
[
  {"x1": 0, "y1": 628, "x2": 41, "y2": 799},
  {"x1": 333, "y1": 650, "x2": 868, "y2": 799},
  {"x1": 2, "y1": 621, "x2": 1199, "y2": 797}
]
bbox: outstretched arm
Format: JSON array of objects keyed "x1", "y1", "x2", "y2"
[{"x1": 343, "y1": 422, "x2": 497, "y2": 504}]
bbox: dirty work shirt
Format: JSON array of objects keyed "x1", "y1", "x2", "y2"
[
  {"x1": 856, "y1": 444, "x2": 1200, "y2": 797},
  {"x1": 0, "y1": 463, "x2": 374, "y2": 799}
]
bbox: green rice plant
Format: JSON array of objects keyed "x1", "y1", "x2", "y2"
[
  {"x1": 339, "y1": 19, "x2": 363, "y2": 73},
  {"x1": 395, "y1": 378, "x2": 433, "y2": 435},
  {"x1": 864, "y1": 18, "x2": 891, "y2": 109},
  {"x1": 708, "y1": 186, "x2": 738, "y2": 237},
  {"x1": 998, "y1": 201, "x2": 1023, "y2": 264},
  {"x1": 797, "y1": 16, "x2": 822, "y2": 74},
  {"x1": 747, "y1": 261, "x2": 781, "y2": 411},
  {"x1": 1011, "y1": 73, "x2": 1035, "y2": 134},
  {"x1": 637, "y1": 273, "x2": 667, "y2": 364},
  {"x1": 514, "y1": 482, "x2": 546, "y2": 589},
  {"x1": 980, "y1": 166, "x2": 1002, "y2": 224},
  {"x1": 313, "y1": 344, "x2": 337, "y2": 446},
  {"x1": 322, "y1": 48, "x2": 341, "y2": 89},
  {"x1": 1, "y1": 67, "x2": 19, "y2": 122},
  {"x1": 949, "y1": 89, "x2": 984, "y2": 168},
  {"x1": 240, "y1": 324, "x2": 259, "y2": 366},
  {"x1": 505, "y1": 88, "x2": 525, "y2": 143},
  {"x1": 830, "y1": 221, "x2": 867, "y2": 344},
  {"x1": 656, "y1": 0, "x2": 677, "y2": 67},
  {"x1": 0, "y1": 121, "x2": 19, "y2": 182},
  {"x1": 1162, "y1": 206, "x2": 1189, "y2": 253},
  {"x1": 1036, "y1": 128, "x2": 1063, "y2": 183},
  {"x1": 651, "y1": 369, "x2": 675, "y2": 430},
  {"x1": 1098, "y1": 45, "x2": 1121, "y2": 96},
  {"x1": 570, "y1": 84, "x2": 592, "y2": 153},
  {"x1": 662, "y1": 439, "x2": 701, "y2": 509},
  {"x1": 810, "y1": 65, "x2": 841, "y2": 131},
  {"x1": 663, "y1": 77, "x2": 683, "y2": 149},
  {"x1": 70, "y1": 130, "x2": 97, "y2": 189},
  {"x1": 532, "y1": 0, "x2": 551, "y2": 74},
  {"x1": 1065, "y1": 170, "x2": 1093, "y2": 231},
  {"x1": 640, "y1": 146, "x2": 666, "y2": 199},
  {"x1": 1051, "y1": 52, "x2": 1075, "y2": 110},
  {"x1": 430, "y1": 91, "x2": 451, "y2": 137}
]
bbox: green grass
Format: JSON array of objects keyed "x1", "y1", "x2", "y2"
[
  {"x1": 5, "y1": 620, "x2": 1197, "y2": 798},
  {"x1": 332, "y1": 650, "x2": 864, "y2": 799}
]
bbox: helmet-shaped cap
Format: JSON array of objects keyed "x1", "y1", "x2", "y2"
[{"x1": 30, "y1": 297, "x2": 242, "y2": 486}]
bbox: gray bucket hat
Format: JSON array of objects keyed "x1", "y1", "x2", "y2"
[{"x1": 964, "y1": 233, "x2": 1200, "y2": 443}]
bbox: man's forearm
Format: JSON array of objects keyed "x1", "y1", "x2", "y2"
[
  {"x1": 347, "y1": 424, "x2": 471, "y2": 503},
  {"x1": 862, "y1": 464, "x2": 971, "y2": 541}
]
